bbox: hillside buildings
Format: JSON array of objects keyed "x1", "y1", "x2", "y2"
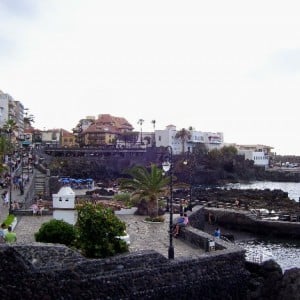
[
  {"x1": 0, "y1": 88, "x2": 273, "y2": 167},
  {"x1": 0, "y1": 90, "x2": 26, "y2": 135}
]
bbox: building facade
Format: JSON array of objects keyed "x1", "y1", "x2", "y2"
[
  {"x1": 235, "y1": 144, "x2": 273, "y2": 167},
  {"x1": 155, "y1": 125, "x2": 224, "y2": 155},
  {"x1": 0, "y1": 90, "x2": 25, "y2": 134}
]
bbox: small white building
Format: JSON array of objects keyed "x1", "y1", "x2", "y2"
[
  {"x1": 236, "y1": 144, "x2": 273, "y2": 167},
  {"x1": 53, "y1": 186, "x2": 76, "y2": 225}
]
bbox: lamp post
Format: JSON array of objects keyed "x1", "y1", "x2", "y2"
[
  {"x1": 162, "y1": 145, "x2": 174, "y2": 259},
  {"x1": 183, "y1": 151, "x2": 193, "y2": 212},
  {"x1": 17, "y1": 134, "x2": 25, "y2": 192},
  {"x1": 8, "y1": 130, "x2": 13, "y2": 214}
]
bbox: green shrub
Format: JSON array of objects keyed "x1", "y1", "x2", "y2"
[
  {"x1": 113, "y1": 193, "x2": 133, "y2": 207},
  {"x1": 76, "y1": 203, "x2": 128, "y2": 258},
  {"x1": 3, "y1": 214, "x2": 15, "y2": 227},
  {"x1": 34, "y1": 219, "x2": 77, "y2": 246}
]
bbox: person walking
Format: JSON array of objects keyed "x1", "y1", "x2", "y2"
[
  {"x1": 4, "y1": 226, "x2": 17, "y2": 243},
  {"x1": 214, "y1": 227, "x2": 221, "y2": 238}
]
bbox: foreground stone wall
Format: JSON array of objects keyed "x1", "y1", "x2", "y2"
[{"x1": 0, "y1": 243, "x2": 249, "y2": 300}]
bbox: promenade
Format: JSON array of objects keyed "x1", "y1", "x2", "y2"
[{"x1": 0, "y1": 184, "x2": 206, "y2": 258}]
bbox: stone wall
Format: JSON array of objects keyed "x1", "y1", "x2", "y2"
[
  {"x1": 203, "y1": 207, "x2": 300, "y2": 238},
  {"x1": 0, "y1": 243, "x2": 249, "y2": 299}
]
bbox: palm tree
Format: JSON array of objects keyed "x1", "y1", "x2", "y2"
[
  {"x1": 175, "y1": 128, "x2": 191, "y2": 154},
  {"x1": 2, "y1": 119, "x2": 18, "y2": 153},
  {"x1": 119, "y1": 164, "x2": 169, "y2": 218},
  {"x1": 24, "y1": 113, "x2": 35, "y2": 129},
  {"x1": 137, "y1": 119, "x2": 144, "y2": 145},
  {"x1": 151, "y1": 120, "x2": 156, "y2": 147},
  {"x1": 0, "y1": 136, "x2": 9, "y2": 173}
]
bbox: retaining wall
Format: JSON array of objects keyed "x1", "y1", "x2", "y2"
[
  {"x1": 204, "y1": 207, "x2": 300, "y2": 238},
  {"x1": 0, "y1": 243, "x2": 249, "y2": 300}
]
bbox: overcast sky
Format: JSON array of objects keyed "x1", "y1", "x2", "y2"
[{"x1": 1, "y1": 0, "x2": 300, "y2": 155}]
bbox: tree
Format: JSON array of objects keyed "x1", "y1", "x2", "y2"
[
  {"x1": 119, "y1": 164, "x2": 169, "y2": 218},
  {"x1": 3, "y1": 119, "x2": 18, "y2": 135},
  {"x1": 1, "y1": 119, "x2": 18, "y2": 155},
  {"x1": 175, "y1": 128, "x2": 191, "y2": 154},
  {"x1": 24, "y1": 113, "x2": 35, "y2": 129},
  {"x1": 76, "y1": 202, "x2": 128, "y2": 258},
  {"x1": 137, "y1": 119, "x2": 144, "y2": 144},
  {"x1": 151, "y1": 120, "x2": 156, "y2": 147}
]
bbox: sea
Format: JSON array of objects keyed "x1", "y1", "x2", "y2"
[{"x1": 224, "y1": 181, "x2": 300, "y2": 272}]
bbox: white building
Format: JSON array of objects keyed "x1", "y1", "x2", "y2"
[
  {"x1": 53, "y1": 186, "x2": 76, "y2": 225},
  {"x1": 155, "y1": 125, "x2": 224, "y2": 155},
  {"x1": 0, "y1": 90, "x2": 25, "y2": 133},
  {"x1": 155, "y1": 125, "x2": 182, "y2": 154},
  {"x1": 236, "y1": 144, "x2": 273, "y2": 167}
]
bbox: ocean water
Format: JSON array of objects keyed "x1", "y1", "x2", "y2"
[
  {"x1": 225, "y1": 181, "x2": 300, "y2": 272},
  {"x1": 225, "y1": 181, "x2": 300, "y2": 202},
  {"x1": 237, "y1": 238, "x2": 300, "y2": 272}
]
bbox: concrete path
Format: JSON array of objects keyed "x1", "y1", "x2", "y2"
[
  {"x1": 0, "y1": 171, "x2": 34, "y2": 225},
  {"x1": 13, "y1": 212, "x2": 205, "y2": 259}
]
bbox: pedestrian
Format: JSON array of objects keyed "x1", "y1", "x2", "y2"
[
  {"x1": 4, "y1": 226, "x2": 17, "y2": 243},
  {"x1": 2, "y1": 191, "x2": 9, "y2": 207},
  {"x1": 182, "y1": 199, "x2": 188, "y2": 213},
  {"x1": 0, "y1": 223, "x2": 6, "y2": 243},
  {"x1": 214, "y1": 227, "x2": 221, "y2": 238}
]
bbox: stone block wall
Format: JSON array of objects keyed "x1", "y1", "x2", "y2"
[
  {"x1": 204, "y1": 208, "x2": 300, "y2": 238},
  {"x1": 0, "y1": 243, "x2": 249, "y2": 299}
]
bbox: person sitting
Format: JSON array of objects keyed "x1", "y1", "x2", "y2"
[
  {"x1": 173, "y1": 213, "x2": 189, "y2": 237},
  {"x1": 171, "y1": 213, "x2": 184, "y2": 232},
  {"x1": 12, "y1": 201, "x2": 20, "y2": 210},
  {"x1": 32, "y1": 203, "x2": 40, "y2": 215}
]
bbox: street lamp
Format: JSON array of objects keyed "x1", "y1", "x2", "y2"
[
  {"x1": 7, "y1": 130, "x2": 13, "y2": 214},
  {"x1": 183, "y1": 152, "x2": 193, "y2": 212},
  {"x1": 162, "y1": 145, "x2": 174, "y2": 259}
]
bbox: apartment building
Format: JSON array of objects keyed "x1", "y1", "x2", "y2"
[
  {"x1": 155, "y1": 125, "x2": 224, "y2": 155},
  {"x1": 235, "y1": 144, "x2": 273, "y2": 167},
  {"x1": 0, "y1": 90, "x2": 26, "y2": 135}
]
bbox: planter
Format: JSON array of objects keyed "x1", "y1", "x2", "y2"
[{"x1": 115, "y1": 207, "x2": 138, "y2": 215}]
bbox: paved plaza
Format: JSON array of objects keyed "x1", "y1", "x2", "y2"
[
  {"x1": 13, "y1": 212, "x2": 205, "y2": 259},
  {"x1": 0, "y1": 182, "x2": 205, "y2": 258}
]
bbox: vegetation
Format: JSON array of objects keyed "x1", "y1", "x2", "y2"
[
  {"x1": 2, "y1": 214, "x2": 16, "y2": 227},
  {"x1": 76, "y1": 202, "x2": 128, "y2": 258},
  {"x1": 113, "y1": 192, "x2": 136, "y2": 208},
  {"x1": 175, "y1": 128, "x2": 191, "y2": 154},
  {"x1": 119, "y1": 164, "x2": 169, "y2": 218},
  {"x1": 35, "y1": 219, "x2": 77, "y2": 246},
  {"x1": 34, "y1": 203, "x2": 128, "y2": 258}
]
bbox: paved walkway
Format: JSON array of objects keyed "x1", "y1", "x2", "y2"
[
  {"x1": 13, "y1": 212, "x2": 205, "y2": 259},
  {"x1": 0, "y1": 171, "x2": 34, "y2": 224},
  {"x1": 0, "y1": 182, "x2": 252, "y2": 259}
]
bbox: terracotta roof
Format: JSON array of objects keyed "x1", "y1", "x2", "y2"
[
  {"x1": 61, "y1": 129, "x2": 74, "y2": 137},
  {"x1": 83, "y1": 114, "x2": 133, "y2": 134},
  {"x1": 84, "y1": 123, "x2": 119, "y2": 134}
]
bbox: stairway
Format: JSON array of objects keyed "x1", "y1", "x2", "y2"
[{"x1": 35, "y1": 169, "x2": 46, "y2": 196}]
